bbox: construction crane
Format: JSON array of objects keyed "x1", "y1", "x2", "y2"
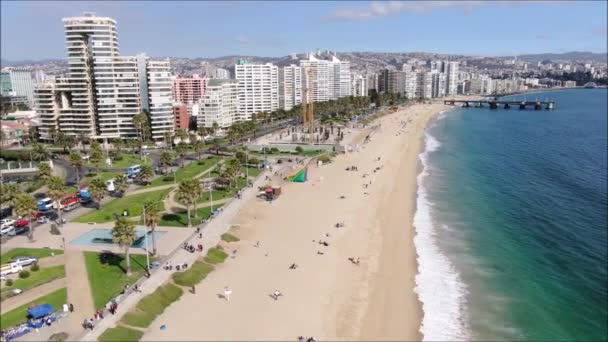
[{"x1": 302, "y1": 68, "x2": 314, "y2": 143}]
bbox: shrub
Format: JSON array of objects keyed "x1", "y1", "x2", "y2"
[
  {"x1": 204, "y1": 247, "x2": 228, "y2": 264},
  {"x1": 295, "y1": 146, "x2": 303, "y2": 153},
  {"x1": 5, "y1": 279, "x2": 13, "y2": 286},
  {"x1": 270, "y1": 147, "x2": 279, "y2": 153},
  {"x1": 48, "y1": 332, "x2": 69, "y2": 342},
  {"x1": 31, "y1": 264, "x2": 40, "y2": 272},
  {"x1": 318, "y1": 155, "x2": 331, "y2": 164},
  {"x1": 162, "y1": 175, "x2": 174, "y2": 182},
  {"x1": 50, "y1": 224, "x2": 61, "y2": 235},
  {"x1": 19, "y1": 270, "x2": 30, "y2": 279},
  {"x1": 121, "y1": 283, "x2": 184, "y2": 328},
  {"x1": 197, "y1": 160, "x2": 206, "y2": 165}
]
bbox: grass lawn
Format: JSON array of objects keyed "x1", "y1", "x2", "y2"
[
  {"x1": 159, "y1": 205, "x2": 219, "y2": 227},
  {"x1": 244, "y1": 166, "x2": 263, "y2": 178},
  {"x1": 98, "y1": 326, "x2": 143, "y2": 342},
  {"x1": 73, "y1": 188, "x2": 170, "y2": 223},
  {"x1": 204, "y1": 247, "x2": 228, "y2": 264},
  {"x1": 172, "y1": 260, "x2": 215, "y2": 287},
  {"x1": 147, "y1": 157, "x2": 220, "y2": 188},
  {"x1": 0, "y1": 287, "x2": 67, "y2": 330},
  {"x1": 121, "y1": 283, "x2": 183, "y2": 328},
  {"x1": 197, "y1": 189, "x2": 232, "y2": 203},
  {"x1": 221, "y1": 233, "x2": 240, "y2": 243},
  {"x1": 85, "y1": 153, "x2": 150, "y2": 169},
  {"x1": 80, "y1": 171, "x2": 122, "y2": 185},
  {"x1": 0, "y1": 248, "x2": 63, "y2": 264},
  {"x1": 0, "y1": 266, "x2": 65, "y2": 299},
  {"x1": 84, "y1": 252, "x2": 151, "y2": 309}
]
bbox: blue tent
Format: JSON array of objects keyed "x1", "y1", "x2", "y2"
[{"x1": 27, "y1": 304, "x2": 55, "y2": 319}]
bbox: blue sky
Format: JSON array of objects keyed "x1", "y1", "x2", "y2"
[{"x1": 1, "y1": 1, "x2": 606, "y2": 61}]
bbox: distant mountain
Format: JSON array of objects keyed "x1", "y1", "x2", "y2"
[{"x1": 513, "y1": 52, "x2": 607, "y2": 63}]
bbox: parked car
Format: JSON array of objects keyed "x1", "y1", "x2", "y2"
[
  {"x1": 0, "y1": 225, "x2": 15, "y2": 236},
  {"x1": 0, "y1": 219, "x2": 15, "y2": 229},
  {"x1": 11, "y1": 257, "x2": 38, "y2": 267},
  {"x1": 36, "y1": 214, "x2": 49, "y2": 224},
  {"x1": 14, "y1": 219, "x2": 28, "y2": 228},
  {"x1": 0, "y1": 263, "x2": 23, "y2": 276},
  {"x1": 64, "y1": 203, "x2": 77, "y2": 212}
]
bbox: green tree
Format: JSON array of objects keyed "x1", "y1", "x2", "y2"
[
  {"x1": 163, "y1": 131, "x2": 173, "y2": 150},
  {"x1": 193, "y1": 140, "x2": 205, "y2": 161},
  {"x1": 69, "y1": 152, "x2": 83, "y2": 184},
  {"x1": 113, "y1": 174, "x2": 129, "y2": 196},
  {"x1": 112, "y1": 139, "x2": 123, "y2": 154},
  {"x1": 14, "y1": 194, "x2": 38, "y2": 241},
  {"x1": 1, "y1": 183, "x2": 23, "y2": 216},
  {"x1": 139, "y1": 164, "x2": 154, "y2": 185},
  {"x1": 175, "y1": 129, "x2": 188, "y2": 143},
  {"x1": 37, "y1": 162, "x2": 52, "y2": 183},
  {"x1": 175, "y1": 142, "x2": 188, "y2": 167},
  {"x1": 211, "y1": 122, "x2": 219, "y2": 137},
  {"x1": 132, "y1": 112, "x2": 150, "y2": 147},
  {"x1": 47, "y1": 176, "x2": 66, "y2": 224},
  {"x1": 143, "y1": 201, "x2": 161, "y2": 255},
  {"x1": 159, "y1": 151, "x2": 174, "y2": 174},
  {"x1": 89, "y1": 141, "x2": 104, "y2": 175},
  {"x1": 56, "y1": 132, "x2": 73, "y2": 153},
  {"x1": 112, "y1": 216, "x2": 137, "y2": 276},
  {"x1": 77, "y1": 132, "x2": 88, "y2": 153},
  {"x1": 175, "y1": 179, "x2": 201, "y2": 228},
  {"x1": 89, "y1": 178, "x2": 106, "y2": 210},
  {"x1": 31, "y1": 143, "x2": 50, "y2": 161}
]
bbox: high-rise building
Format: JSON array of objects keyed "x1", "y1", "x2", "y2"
[
  {"x1": 0, "y1": 72, "x2": 12, "y2": 96},
  {"x1": 351, "y1": 73, "x2": 367, "y2": 97},
  {"x1": 9, "y1": 68, "x2": 36, "y2": 106},
  {"x1": 300, "y1": 54, "x2": 331, "y2": 103},
  {"x1": 404, "y1": 71, "x2": 417, "y2": 99},
  {"x1": 234, "y1": 62, "x2": 279, "y2": 121},
  {"x1": 33, "y1": 12, "x2": 174, "y2": 142},
  {"x1": 446, "y1": 61, "x2": 459, "y2": 96},
  {"x1": 431, "y1": 72, "x2": 447, "y2": 98},
  {"x1": 215, "y1": 68, "x2": 230, "y2": 79},
  {"x1": 198, "y1": 79, "x2": 238, "y2": 129},
  {"x1": 279, "y1": 65, "x2": 302, "y2": 111},
  {"x1": 329, "y1": 56, "x2": 351, "y2": 99},
  {"x1": 388, "y1": 71, "x2": 406, "y2": 96},
  {"x1": 415, "y1": 72, "x2": 432, "y2": 99},
  {"x1": 173, "y1": 104, "x2": 190, "y2": 130},
  {"x1": 172, "y1": 74, "x2": 208, "y2": 105}
]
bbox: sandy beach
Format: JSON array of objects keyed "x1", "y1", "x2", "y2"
[{"x1": 141, "y1": 102, "x2": 447, "y2": 341}]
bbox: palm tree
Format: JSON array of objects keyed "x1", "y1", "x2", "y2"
[
  {"x1": 113, "y1": 139, "x2": 123, "y2": 154},
  {"x1": 112, "y1": 216, "x2": 137, "y2": 276},
  {"x1": 197, "y1": 127, "x2": 208, "y2": 141},
  {"x1": 163, "y1": 131, "x2": 173, "y2": 150},
  {"x1": 31, "y1": 143, "x2": 50, "y2": 161},
  {"x1": 89, "y1": 141, "x2": 104, "y2": 175},
  {"x1": 189, "y1": 133, "x2": 198, "y2": 145},
  {"x1": 175, "y1": 179, "x2": 200, "y2": 228},
  {"x1": 175, "y1": 129, "x2": 188, "y2": 143},
  {"x1": 47, "y1": 176, "x2": 66, "y2": 223},
  {"x1": 56, "y1": 132, "x2": 74, "y2": 153},
  {"x1": 159, "y1": 151, "x2": 174, "y2": 175},
  {"x1": 77, "y1": 132, "x2": 88, "y2": 153},
  {"x1": 38, "y1": 162, "x2": 52, "y2": 183},
  {"x1": 89, "y1": 178, "x2": 106, "y2": 209},
  {"x1": 1, "y1": 183, "x2": 23, "y2": 216},
  {"x1": 69, "y1": 152, "x2": 83, "y2": 184},
  {"x1": 175, "y1": 142, "x2": 188, "y2": 167},
  {"x1": 132, "y1": 112, "x2": 150, "y2": 146},
  {"x1": 143, "y1": 201, "x2": 161, "y2": 255},
  {"x1": 139, "y1": 164, "x2": 154, "y2": 185},
  {"x1": 114, "y1": 174, "x2": 129, "y2": 196},
  {"x1": 193, "y1": 140, "x2": 205, "y2": 161},
  {"x1": 211, "y1": 122, "x2": 219, "y2": 137},
  {"x1": 14, "y1": 194, "x2": 38, "y2": 241}
]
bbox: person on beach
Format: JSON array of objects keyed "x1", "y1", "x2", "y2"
[
  {"x1": 272, "y1": 289, "x2": 282, "y2": 300},
  {"x1": 223, "y1": 286, "x2": 232, "y2": 301},
  {"x1": 191, "y1": 285, "x2": 196, "y2": 294}
]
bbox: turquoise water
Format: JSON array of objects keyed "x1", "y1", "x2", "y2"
[
  {"x1": 415, "y1": 89, "x2": 607, "y2": 340},
  {"x1": 71, "y1": 228, "x2": 166, "y2": 249}
]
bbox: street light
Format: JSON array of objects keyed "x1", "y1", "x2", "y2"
[{"x1": 142, "y1": 204, "x2": 150, "y2": 275}]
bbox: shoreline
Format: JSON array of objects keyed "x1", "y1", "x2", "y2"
[{"x1": 141, "y1": 102, "x2": 449, "y2": 341}]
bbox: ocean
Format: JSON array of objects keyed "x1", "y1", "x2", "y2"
[{"x1": 414, "y1": 89, "x2": 608, "y2": 341}]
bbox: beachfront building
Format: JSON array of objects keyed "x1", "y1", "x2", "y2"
[
  {"x1": 197, "y1": 79, "x2": 238, "y2": 129},
  {"x1": 8, "y1": 68, "x2": 37, "y2": 107},
  {"x1": 446, "y1": 61, "x2": 459, "y2": 96},
  {"x1": 415, "y1": 71, "x2": 432, "y2": 99},
  {"x1": 0, "y1": 72, "x2": 12, "y2": 96},
  {"x1": 33, "y1": 12, "x2": 174, "y2": 142},
  {"x1": 173, "y1": 104, "x2": 189, "y2": 130},
  {"x1": 351, "y1": 73, "x2": 368, "y2": 97},
  {"x1": 279, "y1": 65, "x2": 303, "y2": 111},
  {"x1": 234, "y1": 61, "x2": 279, "y2": 121},
  {"x1": 300, "y1": 54, "x2": 331, "y2": 103},
  {"x1": 172, "y1": 74, "x2": 208, "y2": 105},
  {"x1": 431, "y1": 72, "x2": 447, "y2": 98},
  {"x1": 329, "y1": 56, "x2": 351, "y2": 100},
  {"x1": 404, "y1": 71, "x2": 418, "y2": 99}
]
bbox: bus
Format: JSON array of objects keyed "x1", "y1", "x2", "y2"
[
  {"x1": 127, "y1": 165, "x2": 142, "y2": 177},
  {"x1": 37, "y1": 198, "x2": 53, "y2": 212}
]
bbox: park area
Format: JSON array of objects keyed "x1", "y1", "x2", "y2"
[{"x1": 145, "y1": 156, "x2": 221, "y2": 188}]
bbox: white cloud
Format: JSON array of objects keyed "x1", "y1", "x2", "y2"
[{"x1": 325, "y1": 1, "x2": 561, "y2": 21}]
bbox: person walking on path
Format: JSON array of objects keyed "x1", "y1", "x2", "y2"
[
  {"x1": 223, "y1": 286, "x2": 232, "y2": 301},
  {"x1": 191, "y1": 285, "x2": 196, "y2": 294}
]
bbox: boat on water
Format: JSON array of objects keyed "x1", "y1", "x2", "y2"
[{"x1": 584, "y1": 82, "x2": 597, "y2": 89}]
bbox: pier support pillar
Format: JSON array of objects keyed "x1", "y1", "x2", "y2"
[
  {"x1": 504, "y1": 103, "x2": 510, "y2": 109},
  {"x1": 534, "y1": 102, "x2": 542, "y2": 110},
  {"x1": 489, "y1": 102, "x2": 498, "y2": 109}
]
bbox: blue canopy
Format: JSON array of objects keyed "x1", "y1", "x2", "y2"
[{"x1": 27, "y1": 304, "x2": 55, "y2": 319}]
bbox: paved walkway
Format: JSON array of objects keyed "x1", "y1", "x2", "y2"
[
  {"x1": 37, "y1": 254, "x2": 66, "y2": 268},
  {"x1": 64, "y1": 250, "x2": 95, "y2": 338},
  {"x1": 80, "y1": 170, "x2": 268, "y2": 341},
  {"x1": 2, "y1": 278, "x2": 67, "y2": 312}
]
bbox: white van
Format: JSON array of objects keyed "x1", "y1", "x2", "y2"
[
  {"x1": 0, "y1": 263, "x2": 23, "y2": 276},
  {"x1": 105, "y1": 179, "x2": 116, "y2": 192}
]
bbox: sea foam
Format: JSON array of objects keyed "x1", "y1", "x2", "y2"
[{"x1": 414, "y1": 129, "x2": 470, "y2": 341}]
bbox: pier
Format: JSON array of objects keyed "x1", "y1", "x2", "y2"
[{"x1": 444, "y1": 99, "x2": 555, "y2": 110}]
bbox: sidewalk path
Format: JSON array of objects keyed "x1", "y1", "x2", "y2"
[
  {"x1": 64, "y1": 250, "x2": 95, "y2": 338},
  {"x1": 80, "y1": 170, "x2": 268, "y2": 341},
  {"x1": 2, "y1": 278, "x2": 67, "y2": 312}
]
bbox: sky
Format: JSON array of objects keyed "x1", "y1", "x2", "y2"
[{"x1": 1, "y1": 0, "x2": 607, "y2": 61}]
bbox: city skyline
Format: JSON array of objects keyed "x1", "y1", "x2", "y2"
[{"x1": 1, "y1": 1, "x2": 607, "y2": 61}]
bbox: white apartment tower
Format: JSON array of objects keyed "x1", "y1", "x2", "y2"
[
  {"x1": 234, "y1": 62, "x2": 279, "y2": 121},
  {"x1": 34, "y1": 12, "x2": 174, "y2": 142},
  {"x1": 446, "y1": 61, "x2": 459, "y2": 96},
  {"x1": 198, "y1": 79, "x2": 238, "y2": 129},
  {"x1": 279, "y1": 65, "x2": 303, "y2": 111},
  {"x1": 329, "y1": 56, "x2": 351, "y2": 99},
  {"x1": 9, "y1": 69, "x2": 37, "y2": 106},
  {"x1": 300, "y1": 54, "x2": 331, "y2": 103},
  {"x1": 351, "y1": 73, "x2": 367, "y2": 97}
]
